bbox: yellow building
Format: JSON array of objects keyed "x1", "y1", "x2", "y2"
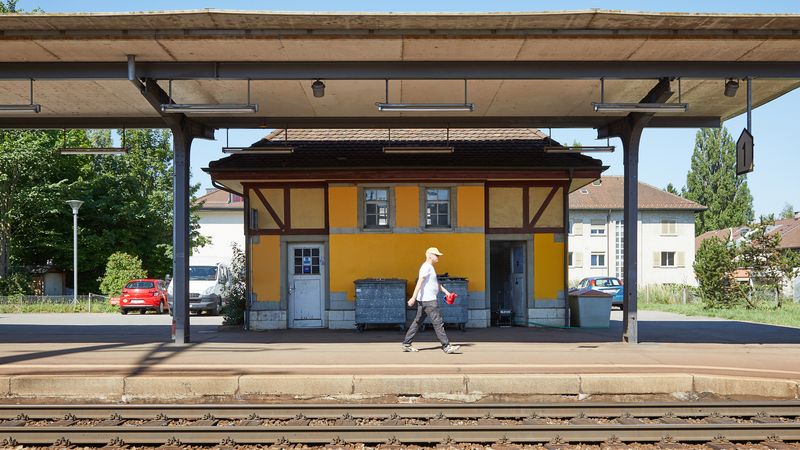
[{"x1": 207, "y1": 129, "x2": 605, "y2": 330}]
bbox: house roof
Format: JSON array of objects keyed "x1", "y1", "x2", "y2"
[
  {"x1": 206, "y1": 128, "x2": 606, "y2": 179},
  {"x1": 569, "y1": 176, "x2": 706, "y2": 211},
  {"x1": 695, "y1": 216, "x2": 800, "y2": 250},
  {"x1": 195, "y1": 188, "x2": 243, "y2": 210}
]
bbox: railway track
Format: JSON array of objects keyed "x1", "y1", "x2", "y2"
[{"x1": 1, "y1": 402, "x2": 799, "y2": 446}]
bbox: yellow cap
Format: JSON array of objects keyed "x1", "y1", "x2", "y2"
[{"x1": 426, "y1": 247, "x2": 444, "y2": 256}]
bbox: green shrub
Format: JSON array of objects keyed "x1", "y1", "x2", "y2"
[
  {"x1": 0, "y1": 272, "x2": 32, "y2": 295},
  {"x1": 222, "y1": 244, "x2": 246, "y2": 326},
  {"x1": 98, "y1": 252, "x2": 147, "y2": 298}
]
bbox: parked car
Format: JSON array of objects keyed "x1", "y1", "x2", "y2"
[
  {"x1": 167, "y1": 261, "x2": 231, "y2": 316},
  {"x1": 572, "y1": 276, "x2": 624, "y2": 309},
  {"x1": 119, "y1": 279, "x2": 169, "y2": 315}
]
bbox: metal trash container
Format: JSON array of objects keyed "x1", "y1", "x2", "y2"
[
  {"x1": 568, "y1": 288, "x2": 613, "y2": 328},
  {"x1": 354, "y1": 278, "x2": 407, "y2": 332},
  {"x1": 422, "y1": 277, "x2": 469, "y2": 331}
]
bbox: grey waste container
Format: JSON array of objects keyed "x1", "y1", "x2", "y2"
[
  {"x1": 568, "y1": 288, "x2": 613, "y2": 328},
  {"x1": 421, "y1": 277, "x2": 469, "y2": 331},
  {"x1": 354, "y1": 278, "x2": 407, "y2": 332}
]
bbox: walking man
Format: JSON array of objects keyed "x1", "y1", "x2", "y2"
[{"x1": 403, "y1": 247, "x2": 461, "y2": 354}]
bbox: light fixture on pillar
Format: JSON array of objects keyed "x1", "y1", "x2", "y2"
[
  {"x1": 376, "y1": 79, "x2": 475, "y2": 112},
  {"x1": 592, "y1": 78, "x2": 687, "y2": 113},
  {"x1": 724, "y1": 78, "x2": 739, "y2": 97},
  {"x1": 161, "y1": 79, "x2": 258, "y2": 113},
  {"x1": 0, "y1": 79, "x2": 41, "y2": 114},
  {"x1": 311, "y1": 79, "x2": 325, "y2": 98}
]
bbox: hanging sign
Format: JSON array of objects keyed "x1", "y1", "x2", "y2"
[{"x1": 736, "y1": 128, "x2": 754, "y2": 175}]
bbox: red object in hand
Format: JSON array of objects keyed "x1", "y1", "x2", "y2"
[{"x1": 445, "y1": 292, "x2": 458, "y2": 304}]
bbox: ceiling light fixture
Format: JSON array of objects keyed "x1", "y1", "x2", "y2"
[
  {"x1": 724, "y1": 78, "x2": 739, "y2": 98},
  {"x1": 592, "y1": 78, "x2": 687, "y2": 113},
  {"x1": 383, "y1": 146, "x2": 454, "y2": 154},
  {"x1": 0, "y1": 79, "x2": 41, "y2": 114},
  {"x1": 543, "y1": 128, "x2": 615, "y2": 153},
  {"x1": 60, "y1": 128, "x2": 129, "y2": 156},
  {"x1": 222, "y1": 147, "x2": 294, "y2": 154},
  {"x1": 311, "y1": 79, "x2": 325, "y2": 98},
  {"x1": 376, "y1": 79, "x2": 475, "y2": 112},
  {"x1": 161, "y1": 79, "x2": 258, "y2": 114}
]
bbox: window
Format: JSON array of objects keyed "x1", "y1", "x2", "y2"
[
  {"x1": 661, "y1": 251, "x2": 676, "y2": 267},
  {"x1": 568, "y1": 252, "x2": 573, "y2": 267},
  {"x1": 590, "y1": 252, "x2": 606, "y2": 268},
  {"x1": 425, "y1": 188, "x2": 451, "y2": 228},
  {"x1": 590, "y1": 220, "x2": 606, "y2": 236},
  {"x1": 364, "y1": 188, "x2": 389, "y2": 228},
  {"x1": 294, "y1": 247, "x2": 321, "y2": 275},
  {"x1": 661, "y1": 219, "x2": 678, "y2": 236},
  {"x1": 229, "y1": 193, "x2": 243, "y2": 203}
]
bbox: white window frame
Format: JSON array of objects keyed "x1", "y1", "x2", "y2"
[
  {"x1": 590, "y1": 220, "x2": 606, "y2": 236},
  {"x1": 424, "y1": 187, "x2": 452, "y2": 229},
  {"x1": 661, "y1": 251, "x2": 676, "y2": 267},
  {"x1": 590, "y1": 252, "x2": 606, "y2": 268},
  {"x1": 363, "y1": 187, "x2": 390, "y2": 229}
]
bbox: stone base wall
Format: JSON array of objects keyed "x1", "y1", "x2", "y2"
[
  {"x1": 249, "y1": 310, "x2": 287, "y2": 330},
  {"x1": 327, "y1": 310, "x2": 356, "y2": 330}
]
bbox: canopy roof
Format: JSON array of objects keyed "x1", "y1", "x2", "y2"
[{"x1": 1, "y1": 10, "x2": 800, "y2": 129}]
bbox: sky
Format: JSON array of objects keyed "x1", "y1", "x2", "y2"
[{"x1": 14, "y1": 0, "x2": 800, "y2": 218}]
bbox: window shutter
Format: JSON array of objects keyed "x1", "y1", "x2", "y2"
[
  {"x1": 661, "y1": 221, "x2": 669, "y2": 235},
  {"x1": 574, "y1": 221, "x2": 583, "y2": 235},
  {"x1": 677, "y1": 251, "x2": 685, "y2": 267},
  {"x1": 575, "y1": 252, "x2": 583, "y2": 267},
  {"x1": 653, "y1": 252, "x2": 660, "y2": 267}
]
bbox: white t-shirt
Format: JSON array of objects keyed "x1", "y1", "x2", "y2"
[{"x1": 417, "y1": 262, "x2": 439, "y2": 302}]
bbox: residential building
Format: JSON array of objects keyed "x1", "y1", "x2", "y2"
[
  {"x1": 568, "y1": 177, "x2": 706, "y2": 286},
  {"x1": 194, "y1": 188, "x2": 245, "y2": 265},
  {"x1": 206, "y1": 128, "x2": 606, "y2": 330}
]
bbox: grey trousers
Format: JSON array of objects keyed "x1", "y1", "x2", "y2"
[{"x1": 403, "y1": 301, "x2": 449, "y2": 348}]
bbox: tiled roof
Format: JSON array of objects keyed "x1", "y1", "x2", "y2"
[
  {"x1": 207, "y1": 128, "x2": 604, "y2": 173},
  {"x1": 695, "y1": 216, "x2": 800, "y2": 250},
  {"x1": 569, "y1": 176, "x2": 706, "y2": 211},
  {"x1": 195, "y1": 188, "x2": 243, "y2": 210}
]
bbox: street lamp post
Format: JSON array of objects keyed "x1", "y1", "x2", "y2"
[{"x1": 66, "y1": 200, "x2": 83, "y2": 304}]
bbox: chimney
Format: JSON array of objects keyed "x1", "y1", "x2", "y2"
[
  {"x1": 205, "y1": 188, "x2": 216, "y2": 195},
  {"x1": 795, "y1": 211, "x2": 800, "y2": 219}
]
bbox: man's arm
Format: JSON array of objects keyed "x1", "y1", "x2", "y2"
[
  {"x1": 408, "y1": 276, "x2": 424, "y2": 307},
  {"x1": 439, "y1": 284, "x2": 450, "y2": 296}
]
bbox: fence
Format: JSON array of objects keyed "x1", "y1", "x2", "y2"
[{"x1": 0, "y1": 294, "x2": 114, "y2": 313}]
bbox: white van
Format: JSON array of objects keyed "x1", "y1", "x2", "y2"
[{"x1": 167, "y1": 260, "x2": 231, "y2": 316}]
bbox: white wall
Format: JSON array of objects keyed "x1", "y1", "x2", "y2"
[
  {"x1": 193, "y1": 210, "x2": 244, "y2": 265},
  {"x1": 567, "y1": 210, "x2": 698, "y2": 286}
]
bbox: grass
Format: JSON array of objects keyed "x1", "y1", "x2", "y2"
[
  {"x1": 0, "y1": 299, "x2": 119, "y2": 314},
  {"x1": 638, "y1": 284, "x2": 800, "y2": 328}
]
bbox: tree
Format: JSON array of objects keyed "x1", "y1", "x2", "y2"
[
  {"x1": 694, "y1": 236, "x2": 742, "y2": 309},
  {"x1": 684, "y1": 127, "x2": 754, "y2": 236},
  {"x1": 739, "y1": 220, "x2": 787, "y2": 307},
  {"x1": 780, "y1": 203, "x2": 795, "y2": 219},
  {"x1": 222, "y1": 244, "x2": 246, "y2": 326},
  {"x1": 98, "y1": 252, "x2": 147, "y2": 298},
  {"x1": 665, "y1": 183, "x2": 681, "y2": 196},
  {"x1": 0, "y1": 1, "x2": 19, "y2": 13}
]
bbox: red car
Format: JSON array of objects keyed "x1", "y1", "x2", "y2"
[{"x1": 119, "y1": 279, "x2": 169, "y2": 314}]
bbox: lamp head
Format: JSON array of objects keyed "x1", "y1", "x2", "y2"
[
  {"x1": 311, "y1": 79, "x2": 325, "y2": 98},
  {"x1": 66, "y1": 200, "x2": 84, "y2": 214},
  {"x1": 724, "y1": 78, "x2": 739, "y2": 98}
]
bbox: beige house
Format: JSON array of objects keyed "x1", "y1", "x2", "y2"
[{"x1": 568, "y1": 177, "x2": 706, "y2": 286}]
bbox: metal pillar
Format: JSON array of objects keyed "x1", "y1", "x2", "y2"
[
  {"x1": 171, "y1": 127, "x2": 193, "y2": 345},
  {"x1": 597, "y1": 77, "x2": 673, "y2": 344},
  {"x1": 621, "y1": 124, "x2": 645, "y2": 344}
]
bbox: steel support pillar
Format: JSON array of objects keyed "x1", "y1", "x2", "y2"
[
  {"x1": 597, "y1": 77, "x2": 673, "y2": 344},
  {"x1": 171, "y1": 126, "x2": 193, "y2": 345}
]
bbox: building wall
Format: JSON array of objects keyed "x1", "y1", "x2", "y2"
[
  {"x1": 567, "y1": 209, "x2": 697, "y2": 286},
  {"x1": 243, "y1": 180, "x2": 570, "y2": 330},
  {"x1": 194, "y1": 210, "x2": 244, "y2": 265}
]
